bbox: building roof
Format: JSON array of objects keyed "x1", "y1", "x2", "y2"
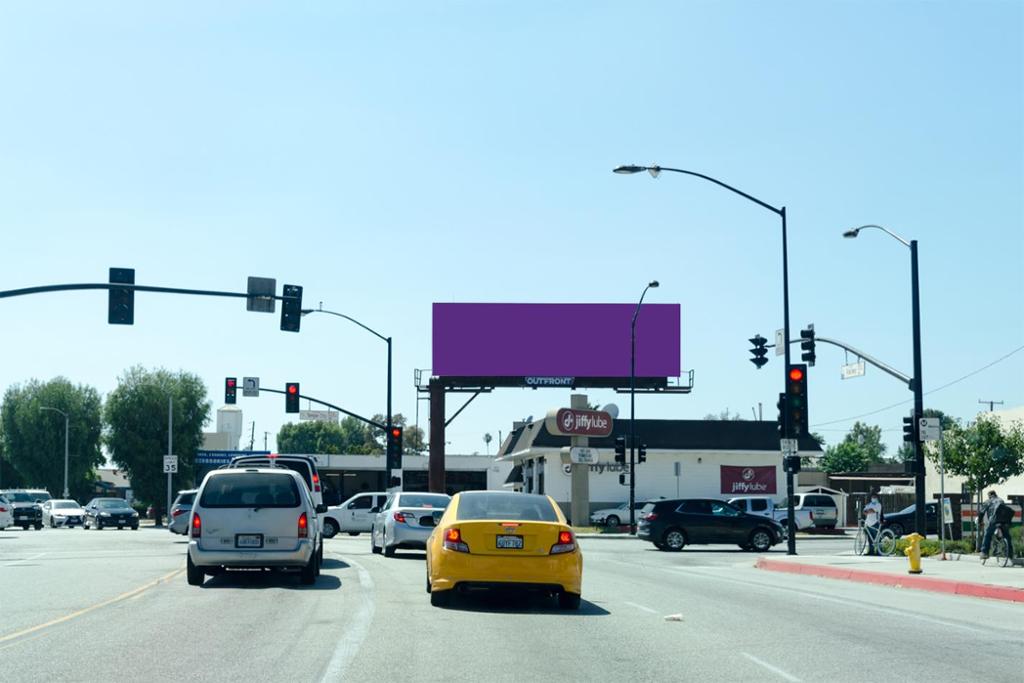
[{"x1": 497, "y1": 418, "x2": 822, "y2": 458}]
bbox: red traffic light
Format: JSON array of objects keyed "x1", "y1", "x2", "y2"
[
  {"x1": 788, "y1": 367, "x2": 805, "y2": 382},
  {"x1": 287, "y1": 384, "x2": 298, "y2": 394},
  {"x1": 227, "y1": 378, "x2": 236, "y2": 387},
  {"x1": 391, "y1": 427, "x2": 402, "y2": 438}
]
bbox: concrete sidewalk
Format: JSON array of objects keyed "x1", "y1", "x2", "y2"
[{"x1": 756, "y1": 552, "x2": 1024, "y2": 603}]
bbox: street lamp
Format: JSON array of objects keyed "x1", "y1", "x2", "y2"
[
  {"x1": 301, "y1": 304, "x2": 394, "y2": 488},
  {"x1": 39, "y1": 406, "x2": 69, "y2": 498},
  {"x1": 843, "y1": 224, "x2": 926, "y2": 536},
  {"x1": 629, "y1": 280, "x2": 659, "y2": 535},
  {"x1": 615, "y1": 163, "x2": 799, "y2": 555}
]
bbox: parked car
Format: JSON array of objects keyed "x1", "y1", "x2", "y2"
[
  {"x1": 0, "y1": 495, "x2": 13, "y2": 530},
  {"x1": 727, "y1": 496, "x2": 814, "y2": 531},
  {"x1": 228, "y1": 454, "x2": 324, "y2": 509},
  {"x1": 789, "y1": 493, "x2": 839, "y2": 529},
  {"x1": 187, "y1": 467, "x2": 325, "y2": 586},
  {"x1": 370, "y1": 492, "x2": 451, "y2": 557},
  {"x1": 83, "y1": 497, "x2": 140, "y2": 530},
  {"x1": 41, "y1": 499, "x2": 86, "y2": 528},
  {"x1": 0, "y1": 489, "x2": 46, "y2": 530},
  {"x1": 882, "y1": 502, "x2": 939, "y2": 537},
  {"x1": 169, "y1": 489, "x2": 198, "y2": 535},
  {"x1": 589, "y1": 501, "x2": 651, "y2": 527},
  {"x1": 425, "y1": 491, "x2": 582, "y2": 609},
  {"x1": 322, "y1": 491, "x2": 388, "y2": 538},
  {"x1": 637, "y1": 498, "x2": 785, "y2": 552}
]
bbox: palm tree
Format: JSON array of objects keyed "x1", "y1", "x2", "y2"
[{"x1": 483, "y1": 433, "x2": 493, "y2": 455}]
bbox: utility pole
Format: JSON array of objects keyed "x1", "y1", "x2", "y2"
[
  {"x1": 248, "y1": 422, "x2": 255, "y2": 450},
  {"x1": 264, "y1": 432, "x2": 270, "y2": 451},
  {"x1": 978, "y1": 399, "x2": 1003, "y2": 412},
  {"x1": 165, "y1": 396, "x2": 173, "y2": 528}
]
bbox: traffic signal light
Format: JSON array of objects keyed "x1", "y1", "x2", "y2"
[
  {"x1": 800, "y1": 325, "x2": 816, "y2": 366},
  {"x1": 225, "y1": 377, "x2": 237, "y2": 404},
  {"x1": 785, "y1": 364, "x2": 809, "y2": 438},
  {"x1": 386, "y1": 426, "x2": 403, "y2": 470},
  {"x1": 776, "y1": 392, "x2": 787, "y2": 439},
  {"x1": 285, "y1": 382, "x2": 300, "y2": 413},
  {"x1": 108, "y1": 267, "x2": 135, "y2": 325},
  {"x1": 614, "y1": 436, "x2": 626, "y2": 464},
  {"x1": 749, "y1": 334, "x2": 769, "y2": 369},
  {"x1": 903, "y1": 413, "x2": 917, "y2": 443},
  {"x1": 637, "y1": 442, "x2": 647, "y2": 464},
  {"x1": 280, "y1": 284, "x2": 303, "y2": 332}
]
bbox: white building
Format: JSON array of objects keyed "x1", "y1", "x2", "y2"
[{"x1": 497, "y1": 417, "x2": 821, "y2": 519}]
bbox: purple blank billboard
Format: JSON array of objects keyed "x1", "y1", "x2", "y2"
[{"x1": 432, "y1": 303, "x2": 681, "y2": 378}]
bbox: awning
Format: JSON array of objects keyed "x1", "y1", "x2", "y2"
[{"x1": 504, "y1": 464, "x2": 523, "y2": 485}]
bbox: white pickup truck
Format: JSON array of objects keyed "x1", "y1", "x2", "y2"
[{"x1": 728, "y1": 496, "x2": 815, "y2": 530}]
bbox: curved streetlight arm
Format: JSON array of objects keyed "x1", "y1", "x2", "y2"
[
  {"x1": 647, "y1": 166, "x2": 783, "y2": 216},
  {"x1": 301, "y1": 307, "x2": 389, "y2": 344},
  {"x1": 40, "y1": 406, "x2": 68, "y2": 419},
  {"x1": 633, "y1": 285, "x2": 653, "y2": 325},
  {"x1": 846, "y1": 224, "x2": 911, "y2": 248}
]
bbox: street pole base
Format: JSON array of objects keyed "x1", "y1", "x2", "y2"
[{"x1": 908, "y1": 569, "x2": 923, "y2": 575}]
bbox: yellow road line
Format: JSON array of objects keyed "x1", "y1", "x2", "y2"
[{"x1": 0, "y1": 567, "x2": 184, "y2": 646}]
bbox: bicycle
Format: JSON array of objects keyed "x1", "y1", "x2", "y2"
[
  {"x1": 981, "y1": 521, "x2": 1013, "y2": 568},
  {"x1": 854, "y1": 519, "x2": 898, "y2": 557}
]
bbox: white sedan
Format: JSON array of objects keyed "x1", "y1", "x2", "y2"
[
  {"x1": 590, "y1": 501, "x2": 651, "y2": 527},
  {"x1": 41, "y1": 499, "x2": 86, "y2": 528}
]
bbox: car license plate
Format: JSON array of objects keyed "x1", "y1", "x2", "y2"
[
  {"x1": 236, "y1": 534, "x2": 263, "y2": 548},
  {"x1": 496, "y1": 535, "x2": 523, "y2": 549}
]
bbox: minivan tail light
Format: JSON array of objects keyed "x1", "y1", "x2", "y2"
[
  {"x1": 550, "y1": 529, "x2": 576, "y2": 555},
  {"x1": 298, "y1": 512, "x2": 309, "y2": 538},
  {"x1": 443, "y1": 527, "x2": 469, "y2": 553},
  {"x1": 191, "y1": 513, "x2": 202, "y2": 538},
  {"x1": 312, "y1": 473, "x2": 321, "y2": 493}
]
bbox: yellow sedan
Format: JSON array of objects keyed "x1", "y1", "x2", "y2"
[{"x1": 425, "y1": 491, "x2": 583, "y2": 609}]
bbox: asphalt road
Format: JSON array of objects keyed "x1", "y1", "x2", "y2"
[{"x1": 2, "y1": 527, "x2": 1021, "y2": 682}]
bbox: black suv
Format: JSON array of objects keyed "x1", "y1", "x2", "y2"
[
  {"x1": 1, "y1": 489, "x2": 48, "y2": 530},
  {"x1": 637, "y1": 498, "x2": 785, "y2": 552}
]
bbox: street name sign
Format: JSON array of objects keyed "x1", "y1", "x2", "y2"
[
  {"x1": 300, "y1": 410, "x2": 340, "y2": 423},
  {"x1": 163, "y1": 455, "x2": 178, "y2": 474},
  {"x1": 841, "y1": 361, "x2": 866, "y2": 379},
  {"x1": 775, "y1": 329, "x2": 785, "y2": 356}
]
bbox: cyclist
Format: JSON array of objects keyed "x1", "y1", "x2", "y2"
[
  {"x1": 979, "y1": 490, "x2": 1013, "y2": 560},
  {"x1": 862, "y1": 491, "x2": 883, "y2": 556}
]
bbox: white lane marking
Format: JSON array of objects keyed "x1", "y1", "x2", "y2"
[
  {"x1": 319, "y1": 555, "x2": 375, "y2": 683},
  {"x1": 660, "y1": 566, "x2": 991, "y2": 635},
  {"x1": 623, "y1": 601, "x2": 658, "y2": 614},
  {"x1": 741, "y1": 652, "x2": 801, "y2": 682},
  {"x1": 3, "y1": 552, "x2": 46, "y2": 567}
]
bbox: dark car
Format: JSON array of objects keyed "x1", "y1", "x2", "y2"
[
  {"x1": 0, "y1": 489, "x2": 46, "y2": 530},
  {"x1": 882, "y1": 502, "x2": 938, "y2": 537},
  {"x1": 637, "y1": 498, "x2": 785, "y2": 552},
  {"x1": 83, "y1": 497, "x2": 140, "y2": 530}
]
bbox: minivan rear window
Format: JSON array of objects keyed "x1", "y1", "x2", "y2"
[
  {"x1": 201, "y1": 473, "x2": 300, "y2": 508},
  {"x1": 233, "y1": 458, "x2": 312, "y2": 489}
]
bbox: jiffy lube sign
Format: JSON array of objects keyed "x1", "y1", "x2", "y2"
[
  {"x1": 720, "y1": 465, "x2": 777, "y2": 494},
  {"x1": 545, "y1": 408, "x2": 614, "y2": 437}
]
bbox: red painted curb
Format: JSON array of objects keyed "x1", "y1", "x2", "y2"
[{"x1": 755, "y1": 558, "x2": 1024, "y2": 603}]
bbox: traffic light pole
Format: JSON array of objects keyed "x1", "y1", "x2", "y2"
[
  {"x1": 781, "y1": 207, "x2": 797, "y2": 555},
  {"x1": 386, "y1": 336, "x2": 393, "y2": 489},
  {"x1": 910, "y1": 240, "x2": 926, "y2": 537}
]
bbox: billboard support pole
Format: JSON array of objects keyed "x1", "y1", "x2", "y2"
[
  {"x1": 429, "y1": 378, "x2": 446, "y2": 494},
  {"x1": 569, "y1": 394, "x2": 590, "y2": 527}
]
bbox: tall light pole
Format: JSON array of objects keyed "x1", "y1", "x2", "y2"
[
  {"x1": 40, "y1": 406, "x2": 70, "y2": 498},
  {"x1": 301, "y1": 304, "x2": 394, "y2": 487},
  {"x1": 843, "y1": 224, "x2": 926, "y2": 536},
  {"x1": 630, "y1": 280, "x2": 659, "y2": 534},
  {"x1": 615, "y1": 163, "x2": 798, "y2": 554}
]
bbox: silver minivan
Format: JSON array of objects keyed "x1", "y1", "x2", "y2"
[
  {"x1": 791, "y1": 493, "x2": 839, "y2": 529},
  {"x1": 187, "y1": 468, "x2": 325, "y2": 586}
]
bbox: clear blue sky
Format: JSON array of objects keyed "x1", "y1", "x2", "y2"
[{"x1": 1, "y1": 1, "x2": 1021, "y2": 460}]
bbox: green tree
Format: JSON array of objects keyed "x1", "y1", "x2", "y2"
[
  {"x1": 0, "y1": 378, "x2": 104, "y2": 500},
  {"x1": 369, "y1": 413, "x2": 426, "y2": 454},
  {"x1": 818, "y1": 422, "x2": 887, "y2": 473},
  {"x1": 104, "y1": 367, "x2": 210, "y2": 521},
  {"x1": 703, "y1": 408, "x2": 744, "y2": 420},
  {"x1": 931, "y1": 413, "x2": 1024, "y2": 492},
  {"x1": 896, "y1": 408, "x2": 956, "y2": 462}
]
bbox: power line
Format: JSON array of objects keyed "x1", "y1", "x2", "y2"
[{"x1": 811, "y1": 343, "x2": 1024, "y2": 428}]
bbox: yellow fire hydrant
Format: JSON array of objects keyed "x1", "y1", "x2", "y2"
[{"x1": 904, "y1": 532, "x2": 924, "y2": 574}]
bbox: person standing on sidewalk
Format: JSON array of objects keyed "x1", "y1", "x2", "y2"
[
  {"x1": 978, "y1": 490, "x2": 1006, "y2": 560},
  {"x1": 863, "y1": 492, "x2": 883, "y2": 556}
]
